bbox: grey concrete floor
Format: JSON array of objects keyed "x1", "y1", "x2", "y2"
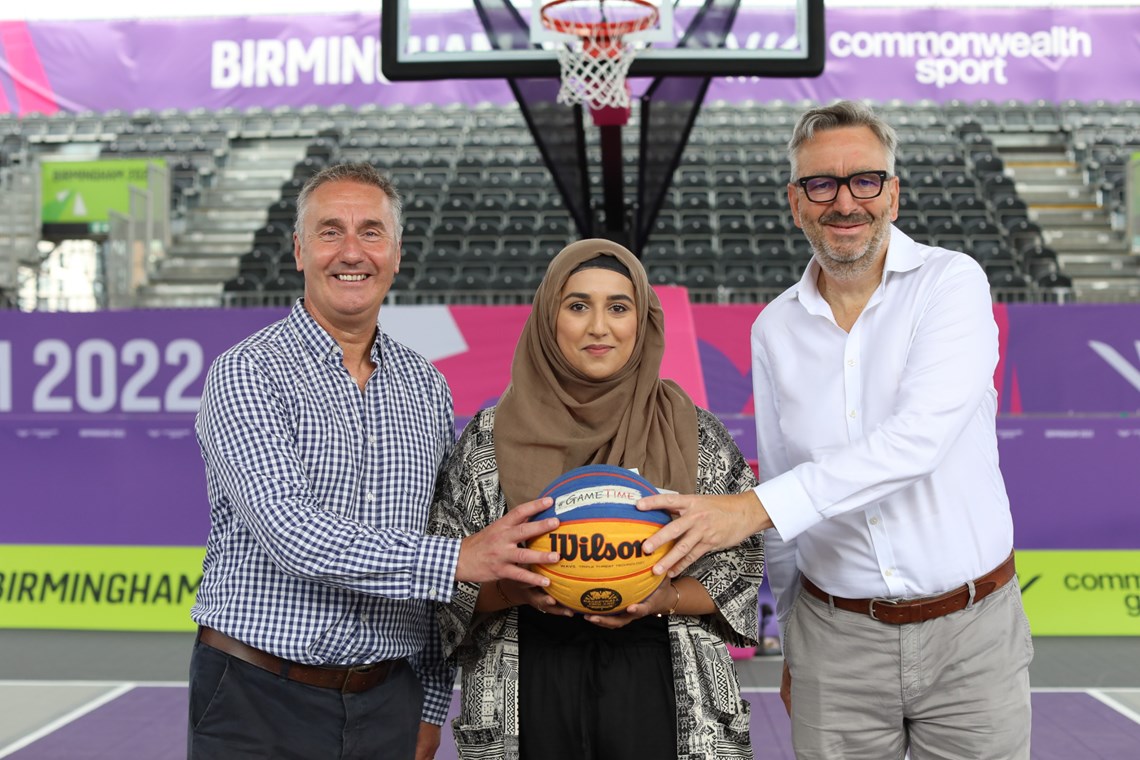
[{"x1": 2, "y1": 630, "x2": 1138, "y2": 689}]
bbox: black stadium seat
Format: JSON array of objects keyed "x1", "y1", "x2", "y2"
[{"x1": 6, "y1": 100, "x2": 1114, "y2": 307}]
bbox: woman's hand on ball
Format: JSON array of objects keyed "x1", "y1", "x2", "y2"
[
  {"x1": 583, "y1": 580, "x2": 673, "y2": 629},
  {"x1": 500, "y1": 579, "x2": 575, "y2": 616}
]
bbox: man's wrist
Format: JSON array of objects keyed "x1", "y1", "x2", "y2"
[{"x1": 742, "y1": 490, "x2": 772, "y2": 534}]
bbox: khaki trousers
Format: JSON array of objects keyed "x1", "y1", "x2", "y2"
[{"x1": 784, "y1": 580, "x2": 1033, "y2": 760}]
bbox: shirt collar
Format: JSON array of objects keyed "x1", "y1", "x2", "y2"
[
  {"x1": 792, "y1": 224, "x2": 923, "y2": 315},
  {"x1": 287, "y1": 299, "x2": 384, "y2": 366}
]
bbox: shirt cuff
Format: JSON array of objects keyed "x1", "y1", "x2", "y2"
[
  {"x1": 755, "y1": 472, "x2": 820, "y2": 541},
  {"x1": 412, "y1": 535, "x2": 461, "y2": 603},
  {"x1": 421, "y1": 683, "x2": 453, "y2": 726}
]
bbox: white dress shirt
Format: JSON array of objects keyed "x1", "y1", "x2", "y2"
[{"x1": 752, "y1": 226, "x2": 1014, "y2": 632}]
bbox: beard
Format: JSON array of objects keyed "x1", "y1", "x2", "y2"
[{"x1": 801, "y1": 206, "x2": 892, "y2": 282}]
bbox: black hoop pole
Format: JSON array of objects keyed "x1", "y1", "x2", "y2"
[{"x1": 599, "y1": 122, "x2": 627, "y2": 243}]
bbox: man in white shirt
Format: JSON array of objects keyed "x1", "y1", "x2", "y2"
[{"x1": 639, "y1": 100, "x2": 1032, "y2": 758}]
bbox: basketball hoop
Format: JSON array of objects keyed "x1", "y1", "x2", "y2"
[{"x1": 540, "y1": 0, "x2": 659, "y2": 115}]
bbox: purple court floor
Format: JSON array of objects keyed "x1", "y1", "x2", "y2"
[{"x1": 2, "y1": 686, "x2": 1139, "y2": 759}]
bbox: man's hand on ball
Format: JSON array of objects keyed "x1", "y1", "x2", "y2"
[
  {"x1": 636, "y1": 491, "x2": 771, "y2": 577},
  {"x1": 456, "y1": 497, "x2": 560, "y2": 585}
]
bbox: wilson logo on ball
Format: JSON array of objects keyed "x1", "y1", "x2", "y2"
[
  {"x1": 527, "y1": 464, "x2": 673, "y2": 614},
  {"x1": 538, "y1": 531, "x2": 649, "y2": 561}
]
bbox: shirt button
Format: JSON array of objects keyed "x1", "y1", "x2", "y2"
[
  {"x1": 365, "y1": 492, "x2": 375, "y2": 502},
  {"x1": 869, "y1": 517, "x2": 879, "y2": 526},
  {"x1": 849, "y1": 410, "x2": 857, "y2": 418},
  {"x1": 884, "y1": 568, "x2": 894, "y2": 577},
  {"x1": 847, "y1": 359, "x2": 856, "y2": 367},
  {"x1": 368, "y1": 435, "x2": 377, "y2": 445}
]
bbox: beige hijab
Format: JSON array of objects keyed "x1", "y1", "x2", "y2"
[{"x1": 494, "y1": 239, "x2": 699, "y2": 508}]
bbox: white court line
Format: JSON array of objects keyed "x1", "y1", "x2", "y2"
[
  {"x1": 0, "y1": 680, "x2": 186, "y2": 688},
  {"x1": 738, "y1": 688, "x2": 1140, "y2": 697},
  {"x1": 0, "y1": 682, "x2": 135, "y2": 759},
  {"x1": 1029, "y1": 687, "x2": 1140, "y2": 694},
  {"x1": 1088, "y1": 689, "x2": 1140, "y2": 724}
]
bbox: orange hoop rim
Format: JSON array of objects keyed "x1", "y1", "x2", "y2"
[{"x1": 540, "y1": 0, "x2": 659, "y2": 44}]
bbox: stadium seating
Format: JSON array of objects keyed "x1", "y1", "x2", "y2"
[{"x1": 9, "y1": 97, "x2": 1140, "y2": 310}]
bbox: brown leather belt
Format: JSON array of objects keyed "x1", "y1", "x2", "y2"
[
  {"x1": 198, "y1": 626, "x2": 400, "y2": 693},
  {"x1": 800, "y1": 551, "x2": 1016, "y2": 626}
]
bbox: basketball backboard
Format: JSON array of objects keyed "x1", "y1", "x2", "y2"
[{"x1": 381, "y1": 0, "x2": 824, "y2": 81}]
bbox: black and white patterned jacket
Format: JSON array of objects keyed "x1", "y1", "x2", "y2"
[{"x1": 429, "y1": 406, "x2": 764, "y2": 759}]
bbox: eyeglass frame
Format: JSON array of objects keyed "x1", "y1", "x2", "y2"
[{"x1": 794, "y1": 170, "x2": 893, "y2": 203}]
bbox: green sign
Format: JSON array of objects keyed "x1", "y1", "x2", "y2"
[
  {"x1": 40, "y1": 159, "x2": 165, "y2": 226},
  {"x1": 1017, "y1": 550, "x2": 1140, "y2": 635},
  {"x1": 1, "y1": 546, "x2": 1135, "y2": 634},
  {"x1": 1130, "y1": 153, "x2": 1140, "y2": 253},
  {"x1": 0, "y1": 544, "x2": 203, "y2": 632}
]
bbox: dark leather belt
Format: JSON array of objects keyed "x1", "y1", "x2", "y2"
[
  {"x1": 198, "y1": 626, "x2": 400, "y2": 693},
  {"x1": 800, "y1": 551, "x2": 1016, "y2": 626}
]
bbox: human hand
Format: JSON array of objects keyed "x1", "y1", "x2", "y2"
[
  {"x1": 780, "y1": 661, "x2": 792, "y2": 717},
  {"x1": 583, "y1": 579, "x2": 676, "y2": 630},
  {"x1": 497, "y1": 578, "x2": 576, "y2": 617},
  {"x1": 636, "y1": 491, "x2": 771, "y2": 577},
  {"x1": 456, "y1": 497, "x2": 560, "y2": 585},
  {"x1": 415, "y1": 721, "x2": 441, "y2": 760}
]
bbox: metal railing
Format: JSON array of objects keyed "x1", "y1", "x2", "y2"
[
  {"x1": 105, "y1": 162, "x2": 171, "y2": 309},
  {"x1": 2, "y1": 284, "x2": 1095, "y2": 312},
  {"x1": 0, "y1": 164, "x2": 41, "y2": 295}
]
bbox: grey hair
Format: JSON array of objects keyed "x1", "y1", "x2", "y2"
[
  {"x1": 787, "y1": 100, "x2": 898, "y2": 180},
  {"x1": 293, "y1": 161, "x2": 404, "y2": 242}
]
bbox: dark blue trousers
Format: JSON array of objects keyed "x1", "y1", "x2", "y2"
[{"x1": 187, "y1": 639, "x2": 422, "y2": 760}]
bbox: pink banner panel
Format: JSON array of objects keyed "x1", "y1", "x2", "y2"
[
  {"x1": 0, "y1": 21, "x2": 58, "y2": 115},
  {"x1": 656, "y1": 285, "x2": 707, "y2": 408}
]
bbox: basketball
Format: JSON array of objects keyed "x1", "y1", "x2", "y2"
[{"x1": 526, "y1": 464, "x2": 673, "y2": 614}]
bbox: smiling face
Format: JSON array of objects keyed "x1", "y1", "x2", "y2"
[
  {"x1": 788, "y1": 125, "x2": 899, "y2": 282},
  {"x1": 555, "y1": 267, "x2": 638, "y2": 381},
  {"x1": 293, "y1": 179, "x2": 401, "y2": 334}
]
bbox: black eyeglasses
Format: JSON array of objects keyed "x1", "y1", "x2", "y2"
[{"x1": 796, "y1": 171, "x2": 892, "y2": 203}]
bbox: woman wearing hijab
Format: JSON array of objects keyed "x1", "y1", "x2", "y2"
[{"x1": 428, "y1": 239, "x2": 763, "y2": 759}]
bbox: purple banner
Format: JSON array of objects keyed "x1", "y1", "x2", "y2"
[
  {"x1": 692, "y1": 303, "x2": 1140, "y2": 417},
  {"x1": 0, "y1": 308, "x2": 286, "y2": 548},
  {"x1": 709, "y1": 7, "x2": 1140, "y2": 105},
  {"x1": 2, "y1": 304, "x2": 1138, "y2": 550},
  {"x1": 2, "y1": 7, "x2": 1139, "y2": 114},
  {"x1": 1002, "y1": 304, "x2": 1140, "y2": 415},
  {"x1": 721, "y1": 414, "x2": 1140, "y2": 551}
]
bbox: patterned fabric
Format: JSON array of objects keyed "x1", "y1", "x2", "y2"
[
  {"x1": 429, "y1": 407, "x2": 764, "y2": 759},
  {"x1": 191, "y1": 300, "x2": 459, "y2": 724}
]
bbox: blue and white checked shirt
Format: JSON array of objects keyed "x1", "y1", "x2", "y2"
[{"x1": 191, "y1": 300, "x2": 460, "y2": 724}]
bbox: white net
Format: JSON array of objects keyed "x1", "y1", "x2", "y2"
[
  {"x1": 541, "y1": 0, "x2": 658, "y2": 111},
  {"x1": 554, "y1": 39, "x2": 640, "y2": 110}
]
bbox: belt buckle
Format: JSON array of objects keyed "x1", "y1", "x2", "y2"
[
  {"x1": 343, "y1": 661, "x2": 385, "y2": 693},
  {"x1": 868, "y1": 597, "x2": 899, "y2": 621}
]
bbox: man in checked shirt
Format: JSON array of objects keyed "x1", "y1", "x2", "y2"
[{"x1": 188, "y1": 162, "x2": 561, "y2": 760}]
